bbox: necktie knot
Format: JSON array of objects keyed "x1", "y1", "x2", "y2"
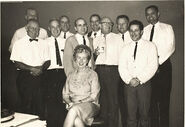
[
  {"x1": 122, "y1": 34, "x2": 124, "y2": 41},
  {"x1": 29, "y1": 38, "x2": 38, "y2": 42},
  {"x1": 94, "y1": 32, "x2": 97, "y2": 37}
]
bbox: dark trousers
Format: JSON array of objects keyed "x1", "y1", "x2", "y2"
[
  {"x1": 151, "y1": 59, "x2": 172, "y2": 127},
  {"x1": 16, "y1": 70, "x2": 43, "y2": 117},
  {"x1": 95, "y1": 65, "x2": 120, "y2": 127},
  {"x1": 42, "y1": 69, "x2": 67, "y2": 127},
  {"x1": 118, "y1": 80, "x2": 127, "y2": 127},
  {"x1": 124, "y1": 82, "x2": 151, "y2": 127}
]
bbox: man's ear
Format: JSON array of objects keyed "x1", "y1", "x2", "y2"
[
  {"x1": 157, "y1": 12, "x2": 160, "y2": 18},
  {"x1": 25, "y1": 15, "x2": 28, "y2": 21},
  {"x1": 48, "y1": 26, "x2": 51, "y2": 32},
  {"x1": 74, "y1": 26, "x2": 77, "y2": 32},
  {"x1": 25, "y1": 25, "x2": 29, "y2": 31},
  {"x1": 141, "y1": 30, "x2": 144, "y2": 36}
]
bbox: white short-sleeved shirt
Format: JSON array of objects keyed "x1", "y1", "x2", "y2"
[
  {"x1": 45, "y1": 36, "x2": 66, "y2": 69},
  {"x1": 10, "y1": 35, "x2": 50, "y2": 66},
  {"x1": 117, "y1": 31, "x2": 132, "y2": 46},
  {"x1": 59, "y1": 31, "x2": 74, "y2": 40},
  {"x1": 9, "y1": 26, "x2": 48, "y2": 52}
]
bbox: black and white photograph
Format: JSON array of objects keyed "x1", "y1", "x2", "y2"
[{"x1": 1, "y1": 1, "x2": 184, "y2": 127}]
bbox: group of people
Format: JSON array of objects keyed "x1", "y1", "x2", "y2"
[{"x1": 9, "y1": 4, "x2": 175, "y2": 127}]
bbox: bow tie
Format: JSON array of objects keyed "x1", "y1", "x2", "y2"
[{"x1": 29, "y1": 38, "x2": 38, "y2": 42}]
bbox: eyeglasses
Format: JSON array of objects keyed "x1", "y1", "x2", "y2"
[{"x1": 101, "y1": 22, "x2": 113, "y2": 25}]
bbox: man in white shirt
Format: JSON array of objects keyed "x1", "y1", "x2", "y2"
[
  {"x1": 44, "y1": 18, "x2": 67, "y2": 127},
  {"x1": 118, "y1": 20, "x2": 158, "y2": 127},
  {"x1": 116, "y1": 15, "x2": 132, "y2": 46},
  {"x1": 10, "y1": 19, "x2": 50, "y2": 119},
  {"x1": 142, "y1": 5, "x2": 175, "y2": 127},
  {"x1": 88, "y1": 14, "x2": 101, "y2": 39},
  {"x1": 63, "y1": 18, "x2": 94, "y2": 76},
  {"x1": 9, "y1": 8, "x2": 48, "y2": 53},
  {"x1": 59, "y1": 15, "x2": 73, "y2": 39},
  {"x1": 93, "y1": 17, "x2": 123, "y2": 127},
  {"x1": 116, "y1": 14, "x2": 132, "y2": 127}
]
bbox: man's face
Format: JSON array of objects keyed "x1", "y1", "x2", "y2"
[
  {"x1": 145, "y1": 7, "x2": 160, "y2": 25},
  {"x1": 75, "y1": 19, "x2": 87, "y2": 35},
  {"x1": 90, "y1": 16, "x2": 100, "y2": 32},
  {"x1": 60, "y1": 17, "x2": 70, "y2": 32},
  {"x1": 101, "y1": 18, "x2": 113, "y2": 35},
  {"x1": 25, "y1": 9, "x2": 38, "y2": 21},
  {"x1": 49, "y1": 20, "x2": 61, "y2": 38},
  {"x1": 117, "y1": 18, "x2": 129, "y2": 34},
  {"x1": 26, "y1": 21, "x2": 40, "y2": 39},
  {"x1": 129, "y1": 24, "x2": 143, "y2": 41}
]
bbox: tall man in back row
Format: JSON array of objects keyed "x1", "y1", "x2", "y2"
[
  {"x1": 9, "y1": 8, "x2": 48, "y2": 53},
  {"x1": 143, "y1": 5, "x2": 175, "y2": 127}
]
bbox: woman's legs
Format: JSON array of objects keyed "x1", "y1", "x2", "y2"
[{"x1": 63, "y1": 107, "x2": 85, "y2": 127}]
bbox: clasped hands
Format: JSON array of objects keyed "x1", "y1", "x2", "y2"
[
  {"x1": 129, "y1": 78, "x2": 140, "y2": 87},
  {"x1": 30, "y1": 66, "x2": 43, "y2": 76}
]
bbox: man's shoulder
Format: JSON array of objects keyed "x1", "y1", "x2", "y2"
[{"x1": 14, "y1": 26, "x2": 26, "y2": 34}]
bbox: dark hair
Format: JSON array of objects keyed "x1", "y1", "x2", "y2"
[
  {"x1": 116, "y1": 15, "x2": 129, "y2": 24},
  {"x1": 145, "y1": 5, "x2": 159, "y2": 13},
  {"x1": 128, "y1": 20, "x2": 143, "y2": 31},
  {"x1": 90, "y1": 14, "x2": 101, "y2": 21},
  {"x1": 74, "y1": 17, "x2": 86, "y2": 27},
  {"x1": 59, "y1": 15, "x2": 70, "y2": 22},
  {"x1": 73, "y1": 45, "x2": 92, "y2": 62}
]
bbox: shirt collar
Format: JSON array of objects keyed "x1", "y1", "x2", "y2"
[
  {"x1": 92, "y1": 29, "x2": 101, "y2": 35},
  {"x1": 150, "y1": 21, "x2": 160, "y2": 27},
  {"x1": 76, "y1": 33, "x2": 87, "y2": 38}
]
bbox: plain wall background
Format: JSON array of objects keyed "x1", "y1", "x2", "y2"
[{"x1": 1, "y1": 1, "x2": 184, "y2": 127}]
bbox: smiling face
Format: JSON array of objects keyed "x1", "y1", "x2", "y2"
[
  {"x1": 75, "y1": 19, "x2": 88, "y2": 35},
  {"x1": 145, "y1": 7, "x2": 160, "y2": 25},
  {"x1": 129, "y1": 24, "x2": 143, "y2": 41},
  {"x1": 60, "y1": 16, "x2": 70, "y2": 32},
  {"x1": 75, "y1": 51, "x2": 89, "y2": 69},
  {"x1": 101, "y1": 17, "x2": 113, "y2": 35},
  {"x1": 90, "y1": 16, "x2": 100, "y2": 32},
  {"x1": 26, "y1": 20, "x2": 40, "y2": 39},
  {"x1": 49, "y1": 20, "x2": 61, "y2": 38}
]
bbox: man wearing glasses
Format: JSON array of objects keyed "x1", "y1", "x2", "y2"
[{"x1": 93, "y1": 17, "x2": 124, "y2": 127}]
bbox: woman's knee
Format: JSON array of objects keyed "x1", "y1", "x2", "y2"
[{"x1": 74, "y1": 117, "x2": 84, "y2": 127}]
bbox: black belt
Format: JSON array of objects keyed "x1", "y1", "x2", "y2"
[{"x1": 47, "y1": 68, "x2": 64, "y2": 72}]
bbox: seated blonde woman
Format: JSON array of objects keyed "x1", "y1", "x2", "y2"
[{"x1": 63, "y1": 45, "x2": 100, "y2": 127}]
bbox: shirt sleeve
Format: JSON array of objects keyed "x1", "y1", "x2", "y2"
[
  {"x1": 62, "y1": 75, "x2": 70, "y2": 102},
  {"x1": 159, "y1": 25, "x2": 175, "y2": 64},
  {"x1": 137, "y1": 43, "x2": 158, "y2": 83},
  {"x1": 9, "y1": 30, "x2": 19, "y2": 53},
  {"x1": 10, "y1": 40, "x2": 22, "y2": 62},
  {"x1": 118, "y1": 47, "x2": 133, "y2": 84},
  {"x1": 89, "y1": 71, "x2": 100, "y2": 102},
  {"x1": 63, "y1": 37, "x2": 75, "y2": 76}
]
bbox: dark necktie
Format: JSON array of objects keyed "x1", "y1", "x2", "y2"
[
  {"x1": 150, "y1": 25, "x2": 155, "y2": 41},
  {"x1": 122, "y1": 34, "x2": 124, "y2": 41},
  {"x1": 94, "y1": 32, "x2": 97, "y2": 38},
  {"x1": 64, "y1": 32, "x2": 66, "y2": 39},
  {"x1": 134, "y1": 42, "x2": 138, "y2": 60},
  {"x1": 29, "y1": 38, "x2": 38, "y2": 42},
  {"x1": 55, "y1": 38, "x2": 62, "y2": 66},
  {"x1": 83, "y1": 36, "x2": 86, "y2": 45}
]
